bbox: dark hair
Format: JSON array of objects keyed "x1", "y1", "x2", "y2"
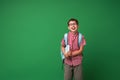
[{"x1": 67, "y1": 18, "x2": 79, "y2": 26}]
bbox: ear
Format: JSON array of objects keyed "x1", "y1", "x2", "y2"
[{"x1": 77, "y1": 25, "x2": 79, "y2": 28}]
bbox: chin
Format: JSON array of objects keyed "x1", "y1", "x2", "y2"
[
  {"x1": 71, "y1": 31, "x2": 77, "y2": 33},
  {"x1": 71, "y1": 30, "x2": 77, "y2": 32}
]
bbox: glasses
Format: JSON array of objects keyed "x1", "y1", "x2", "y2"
[{"x1": 69, "y1": 23, "x2": 77, "y2": 26}]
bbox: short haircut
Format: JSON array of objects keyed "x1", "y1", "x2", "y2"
[{"x1": 67, "y1": 18, "x2": 79, "y2": 26}]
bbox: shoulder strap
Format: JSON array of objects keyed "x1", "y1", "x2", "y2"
[
  {"x1": 78, "y1": 33, "x2": 82, "y2": 47},
  {"x1": 60, "y1": 33, "x2": 68, "y2": 60},
  {"x1": 64, "y1": 33, "x2": 68, "y2": 46}
]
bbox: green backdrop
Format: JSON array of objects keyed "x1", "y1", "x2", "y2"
[{"x1": 0, "y1": 0, "x2": 120, "y2": 80}]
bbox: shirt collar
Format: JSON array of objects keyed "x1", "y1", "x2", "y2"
[{"x1": 69, "y1": 31, "x2": 78, "y2": 37}]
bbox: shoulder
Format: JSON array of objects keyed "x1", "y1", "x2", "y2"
[
  {"x1": 78, "y1": 33, "x2": 86, "y2": 42},
  {"x1": 64, "y1": 33, "x2": 68, "y2": 36},
  {"x1": 78, "y1": 32, "x2": 85, "y2": 38}
]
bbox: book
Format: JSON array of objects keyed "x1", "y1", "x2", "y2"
[{"x1": 65, "y1": 45, "x2": 70, "y2": 53}]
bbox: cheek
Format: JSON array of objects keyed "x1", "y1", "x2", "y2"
[
  {"x1": 75, "y1": 26, "x2": 78, "y2": 29},
  {"x1": 69, "y1": 26, "x2": 72, "y2": 29},
  {"x1": 68, "y1": 27, "x2": 71, "y2": 30}
]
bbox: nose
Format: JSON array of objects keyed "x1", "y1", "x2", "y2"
[{"x1": 72, "y1": 25, "x2": 75, "y2": 27}]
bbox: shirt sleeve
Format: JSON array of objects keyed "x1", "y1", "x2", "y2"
[
  {"x1": 61, "y1": 38, "x2": 66, "y2": 47},
  {"x1": 80, "y1": 35, "x2": 86, "y2": 46}
]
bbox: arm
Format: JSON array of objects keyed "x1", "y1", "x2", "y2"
[
  {"x1": 61, "y1": 38, "x2": 66, "y2": 56},
  {"x1": 61, "y1": 46, "x2": 65, "y2": 55},
  {"x1": 71, "y1": 45, "x2": 84, "y2": 57},
  {"x1": 72, "y1": 35, "x2": 86, "y2": 57}
]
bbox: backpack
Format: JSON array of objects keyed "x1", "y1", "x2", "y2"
[{"x1": 60, "y1": 32, "x2": 82, "y2": 61}]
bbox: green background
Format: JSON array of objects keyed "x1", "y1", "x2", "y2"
[{"x1": 0, "y1": 0, "x2": 120, "y2": 80}]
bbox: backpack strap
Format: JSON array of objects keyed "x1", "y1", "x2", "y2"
[
  {"x1": 78, "y1": 33, "x2": 82, "y2": 47},
  {"x1": 64, "y1": 33, "x2": 68, "y2": 46},
  {"x1": 78, "y1": 33, "x2": 84, "y2": 56}
]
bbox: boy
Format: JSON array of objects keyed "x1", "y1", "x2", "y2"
[{"x1": 61, "y1": 18, "x2": 86, "y2": 80}]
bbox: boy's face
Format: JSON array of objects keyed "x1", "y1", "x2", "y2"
[{"x1": 68, "y1": 21, "x2": 78, "y2": 33}]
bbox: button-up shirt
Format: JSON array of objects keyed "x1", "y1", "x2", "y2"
[{"x1": 61, "y1": 31, "x2": 86, "y2": 66}]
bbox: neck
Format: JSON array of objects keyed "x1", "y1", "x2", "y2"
[{"x1": 71, "y1": 31, "x2": 78, "y2": 35}]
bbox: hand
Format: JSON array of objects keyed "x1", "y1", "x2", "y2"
[
  {"x1": 64, "y1": 51, "x2": 72, "y2": 58},
  {"x1": 64, "y1": 53, "x2": 69, "y2": 58},
  {"x1": 67, "y1": 51, "x2": 72, "y2": 57}
]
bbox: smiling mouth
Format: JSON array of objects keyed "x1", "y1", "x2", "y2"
[{"x1": 72, "y1": 27, "x2": 75, "y2": 30}]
